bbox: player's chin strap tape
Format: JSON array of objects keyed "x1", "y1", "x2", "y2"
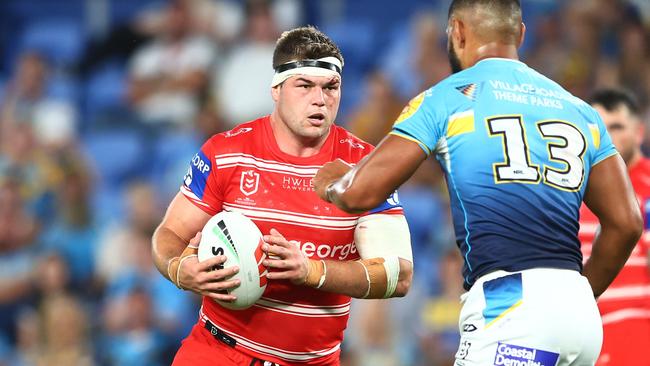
[
  {"x1": 168, "y1": 244, "x2": 198, "y2": 290},
  {"x1": 357, "y1": 256, "x2": 400, "y2": 298}
]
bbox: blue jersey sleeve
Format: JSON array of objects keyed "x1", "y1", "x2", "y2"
[
  {"x1": 368, "y1": 191, "x2": 402, "y2": 214},
  {"x1": 588, "y1": 110, "x2": 618, "y2": 166},
  {"x1": 389, "y1": 89, "x2": 446, "y2": 155}
]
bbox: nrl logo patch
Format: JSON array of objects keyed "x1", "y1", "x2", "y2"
[{"x1": 240, "y1": 170, "x2": 260, "y2": 196}]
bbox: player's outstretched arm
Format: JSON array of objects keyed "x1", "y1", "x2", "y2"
[
  {"x1": 152, "y1": 193, "x2": 241, "y2": 303},
  {"x1": 262, "y1": 214, "x2": 413, "y2": 298},
  {"x1": 314, "y1": 135, "x2": 427, "y2": 213},
  {"x1": 582, "y1": 154, "x2": 644, "y2": 297}
]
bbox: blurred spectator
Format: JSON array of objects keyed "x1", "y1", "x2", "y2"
[
  {"x1": 95, "y1": 181, "x2": 162, "y2": 285},
  {"x1": 78, "y1": 0, "x2": 245, "y2": 77},
  {"x1": 213, "y1": 0, "x2": 280, "y2": 127},
  {"x1": 127, "y1": 0, "x2": 216, "y2": 128},
  {"x1": 347, "y1": 70, "x2": 404, "y2": 145},
  {"x1": 0, "y1": 179, "x2": 40, "y2": 346},
  {"x1": 418, "y1": 249, "x2": 464, "y2": 366},
  {"x1": 33, "y1": 294, "x2": 94, "y2": 366},
  {"x1": 40, "y1": 154, "x2": 99, "y2": 295},
  {"x1": 1, "y1": 52, "x2": 77, "y2": 148},
  {"x1": 380, "y1": 12, "x2": 450, "y2": 100},
  {"x1": 99, "y1": 287, "x2": 169, "y2": 366}
]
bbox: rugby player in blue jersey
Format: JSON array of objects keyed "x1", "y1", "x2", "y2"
[{"x1": 314, "y1": 1, "x2": 643, "y2": 365}]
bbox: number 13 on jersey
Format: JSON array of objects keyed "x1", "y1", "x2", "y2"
[{"x1": 487, "y1": 116, "x2": 587, "y2": 192}]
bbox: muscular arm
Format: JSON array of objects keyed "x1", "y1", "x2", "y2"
[
  {"x1": 263, "y1": 214, "x2": 413, "y2": 298},
  {"x1": 317, "y1": 258, "x2": 413, "y2": 298},
  {"x1": 314, "y1": 135, "x2": 427, "y2": 213},
  {"x1": 582, "y1": 154, "x2": 644, "y2": 297},
  {"x1": 152, "y1": 192, "x2": 210, "y2": 279}
]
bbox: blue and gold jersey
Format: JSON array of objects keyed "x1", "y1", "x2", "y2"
[{"x1": 391, "y1": 58, "x2": 617, "y2": 289}]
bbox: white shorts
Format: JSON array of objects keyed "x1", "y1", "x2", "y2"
[{"x1": 454, "y1": 268, "x2": 602, "y2": 366}]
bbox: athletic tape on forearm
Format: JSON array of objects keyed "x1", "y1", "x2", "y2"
[
  {"x1": 358, "y1": 257, "x2": 401, "y2": 298},
  {"x1": 358, "y1": 258, "x2": 387, "y2": 298},
  {"x1": 383, "y1": 256, "x2": 400, "y2": 298}
]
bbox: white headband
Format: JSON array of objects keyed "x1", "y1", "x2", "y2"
[{"x1": 271, "y1": 56, "x2": 343, "y2": 87}]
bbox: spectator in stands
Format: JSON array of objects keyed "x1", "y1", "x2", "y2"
[
  {"x1": 127, "y1": 0, "x2": 216, "y2": 128},
  {"x1": 99, "y1": 286, "x2": 168, "y2": 366},
  {"x1": 418, "y1": 249, "x2": 464, "y2": 366},
  {"x1": 31, "y1": 294, "x2": 94, "y2": 366},
  {"x1": 40, "y1": 155, "x2": 99, "y2": 295},
  {"x1": 0, "y1": 179, "x2": 40, "y2": 347},
  {"x1": 213, "y1": 0, "x2": 280, "y2": 127},
  {"x1": 380, "y1": 12, "x2": 450, "y2": 100},
  {"x1": 0, "y1": 52, "x2": 77, "y2": 148},
  {"x1": 347, "y1": 70, "x2": 404, "y2": 145},
  {"x1": 95, "y1": 182, "x2": 162, "y2": 285}
]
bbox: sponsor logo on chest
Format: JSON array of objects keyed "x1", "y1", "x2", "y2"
[{"x1": 282, "y1": 176, "x2": 314, "y2": 192}]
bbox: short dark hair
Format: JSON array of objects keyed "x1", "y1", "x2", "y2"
[
  {"x1": 448, "y1": 0, "x2": 522, "y2": 44},
  {"x1": 448, "y1": 0, "x2": 521, "y2": 19},
  {"x1": 272, "y1": 26, "x2": 343, "y2": 69},
  {"x1": 589, "y1": 88, "x2": 640, "y2": 115}
]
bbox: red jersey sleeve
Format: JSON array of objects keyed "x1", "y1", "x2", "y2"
[{"x1": 180, "y1": 137, "x2": 223, "y2": 215}]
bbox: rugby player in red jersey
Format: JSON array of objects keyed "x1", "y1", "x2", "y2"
[
  {"x1": 578, "y1": 89, "x2": 650, "y2": 366},
  {"x1": 152, "y1": 26, "x2": 414, "y2": 366}
]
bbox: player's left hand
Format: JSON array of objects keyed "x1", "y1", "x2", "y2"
[
  {"x1": 262, "y1": 228, "x2": 309, "y2": 284},
  {"x1": 313, "y1": 158, "x2": 352, "y2": 202}
]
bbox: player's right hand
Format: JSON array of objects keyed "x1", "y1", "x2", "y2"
[{"x1": 177, "y1": 232, "x2": 241, "y2": 303}]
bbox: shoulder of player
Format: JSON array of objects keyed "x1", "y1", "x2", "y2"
[
  {"x1": 205, "y1": 118, "x2": 266, "y2": 154},
  {"x1": 331, "y1": 125, "x2": 374, "y2": 160}
]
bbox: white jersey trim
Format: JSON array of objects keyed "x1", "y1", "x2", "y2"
[
  {"x1": 223, "y1": 204, "x2": 357, "y2": 230},
  {"x1": 253, "y1": 297, "x2": 351, "y2": 317},
  {"x1": 199, "y1": 307, "x2": 340, "y2": 362},
  {"x1": 180, "y1": 186, "x2": 211, "y2": 207},
  {"x1": 601, "y1": 308, "x2": 650, "y2": 325},
  {"x1": 216, "y1": 154, "x2": 321, "y2": 177},
  {"x1": 223, "y1": 202, "x2": 359, "y2": 222},
  {"x1": 598, "y1": 284, "x2": 650, "y2": 301}
]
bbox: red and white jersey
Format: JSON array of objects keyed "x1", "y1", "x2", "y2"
[
  {"x1": 579, "y1": 157, "x2": 650, "y2": 323},
  {"x1": 180, "y1": 116, "x2": 403, "y2": 365}
]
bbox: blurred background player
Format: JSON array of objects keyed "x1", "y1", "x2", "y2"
[
  {"x1": 314, "y1": 0, "x2": 643, "y2": 365},
  {"x1": 579, "y1": 88, "x2": 650, "y2": 366},
  {"x1": 151, "y1": 26, "x2": 413, "y2": 366}
]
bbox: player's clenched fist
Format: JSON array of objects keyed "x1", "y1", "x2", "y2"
[
  {"x1": 170, "y1": 232, "x2": 241, "y2": 303},
  {"x1": 313, "y1": 158, "x2": 352, "y2": 202}
]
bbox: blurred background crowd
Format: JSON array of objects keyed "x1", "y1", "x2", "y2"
[{"x1": 0, "y1": 0, "x2": 649, "y2": 365}]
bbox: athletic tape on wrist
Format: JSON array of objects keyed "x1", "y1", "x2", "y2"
[
  {"x1": 316, "y1": 260, "x2": 327, "y2": 289},
  {"x1": 304, "y1": 259, "x2": 325, "y2": 288},
  {"x1": 168, "y1": 245, "x2": 198, "y2": 290}
]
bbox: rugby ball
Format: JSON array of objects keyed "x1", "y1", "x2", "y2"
[{"x1": 197, "y1": 211, "x2": 268, "y2": 310}]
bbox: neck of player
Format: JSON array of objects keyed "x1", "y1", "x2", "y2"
[
  {"x1": 270, "y1": 112, "x2": 330, "y2": 157},
  {"x1": 472, "y1": 42, "x2": 520, "y2": 66}
]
